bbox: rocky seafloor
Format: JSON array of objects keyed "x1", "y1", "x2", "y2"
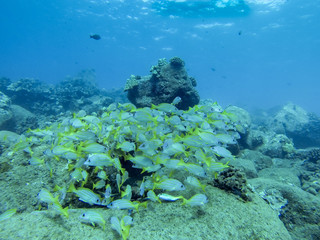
[{"x1": 0, "y1": 67, "x2": 320, "y2": 240}]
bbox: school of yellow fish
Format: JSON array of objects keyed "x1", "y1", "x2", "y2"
[{"x1": 12, "y1": 99, "x2": 242, "y2": 240}]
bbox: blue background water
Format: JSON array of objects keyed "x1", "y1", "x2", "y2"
[{"x1": 0, "y1": 0, "x2": 319, "y2": 114}]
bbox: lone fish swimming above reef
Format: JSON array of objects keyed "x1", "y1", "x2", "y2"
[{"x1": 90, "y1": 34, "x2": 101, "y2": 40}]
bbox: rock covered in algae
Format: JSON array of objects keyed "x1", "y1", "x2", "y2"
[
  {"x1": 0, "y1": 187, "x2": 293, "y2": 240},
  {"x1": 125, "y1": 57, "x2": 200, "y2": 110},
  {"x1": 0, "y1": 91, "x2": 12, "y2": 128}
]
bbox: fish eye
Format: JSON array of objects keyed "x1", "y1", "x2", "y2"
[
  {"x1": 96, "y1": 199, "x2": 100, "y2": 203},
  {"x1": 82, "y1": 213, "x2": 86, "y2": 217}
]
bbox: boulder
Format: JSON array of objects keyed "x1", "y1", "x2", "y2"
[
  {"x1": 125, "y1": 57, "x2": 200, "y2": 110},
  {"x1": 5, "y1": 78, "x2": 56, "y2": 114},
  {"x1": 269, "y1": 103, "x2": 320, "y2": 148},
  {"x1": 258, "y1": 133, "x2": 295, "y2": 158},
  {"x1": 245, "y1": 129, "x2": 265, "y2": 149},
  {"x1": 249, "y1": 178, "x2": 320, "y2": 240},
  {"x1": 0, "y1": 91, "x2": 12, "y2": 129},
  {"x1": 239, "y1": 149, "x2": 273, "y2": 171}
]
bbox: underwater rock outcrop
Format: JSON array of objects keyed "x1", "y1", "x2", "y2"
[
  {"x1": 124, "y1": 57, "x2": 200, "y2": 110},
  {"x1": 3, "y1": 78, "x2": 56, "y2": 115},
  {"x1": 55, "y1": 69, "x2": 100, "y2": 110},
  {"x1": 249, "y1": 177, "x2": 320, "y2": 240},
  {"x1": 259, "y1": 133, "x2": 295, "y2": 158},
  {"x1": 0, "y1": 77, "x2": 11, "y2": 95},
  {"x1": 268, "y1": 103, "x2": 320, "y2": 148},
  {"x1": 5, "y1": 105, "x2": 38, "y2": 134},
  {"x1": 0, "y1": 71, "x2": 127, "y2": 134},
  {"x1": 0, "y1": 70, "x2": 127, "y2": 117},
  {"x1": 0, "y1": 91, "x2": 12, "y2": 128},
  {"x1": 0, "y1": 90, "x2": 38, "y2": 133}
]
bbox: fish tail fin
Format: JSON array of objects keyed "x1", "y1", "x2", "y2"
[
  {"x1": 61, "y1": 206, "x2": 69, "y2": 218},
  {"x1": 152, "y1": 115, "x2": 159, "y2": 126},
  {"x1": 53, "y1": 195, "x2": 60, "y2": 205},
  {"x1": 139, "y1": 201, "x2": 148, "y2": 209},
  {"x1": 151, "y1": 182, "x2": 157, "y2": 191},
  {"x1": 134, "y1": 203, "x2": 140, "y2": 212},
  {"x1": 201, "y1": 184, "x2": 206, "y2": 192},
  {"x1": 174, "y1": 134, "x2": 182, "y2": 142},
  {"x1": 141, "y1": 167, "x2": 147, "y2": 174},
  {"x1": 181, "y1": 197, "x2": 188, "y2": 206},
  {"x1": 67, "y1": 183, "x2": 76, "y2": 193},
  {"x1": 121, "y1": 224, "x2": 131, "y2": 240},
  {"x1": 53, "y1": 184, "x2": 62, "y2": 192},
  {"x1": 178, "y1": 158, "x2": 186, "y2": 167}
]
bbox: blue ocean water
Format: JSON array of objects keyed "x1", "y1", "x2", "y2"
[{"x1": 0, "y1": 0, "x2": 319, "y2": 114}]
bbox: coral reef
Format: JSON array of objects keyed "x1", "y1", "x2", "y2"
[
  {"x1": 55, "y1": 69, "x2": 100, "y2": 111},
  {"x1": 0, "y1": 71, "x2": 127, "y2": 134},
  {"x1": 125, "y1": 57, "x2": 200, "y2": 110},
  {"x1": 0, "y1": 77, "x2": 11, "y2": 94},
  {"x1": 0, "y1": 70, "x2": 127, "y2": 117},
  {"x1": 212, "y1": 166, "x2": 250, "y2": 201}
]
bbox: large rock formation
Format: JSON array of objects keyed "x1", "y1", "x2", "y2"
[
  {"x1": 268, "y1": 103, "x2": 320, "y2": 148},
  {"x1": 0, "y1": 91, "x2": 12, "y2": 128},
  {"x1": 125, "y1": 57, "x2": 200, "y2": 110}
]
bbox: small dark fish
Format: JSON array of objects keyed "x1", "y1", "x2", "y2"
[
  {"x1": 211, "y1": 68, "x2": 216, "y2": 72},
  {"x1": 238, "y1": 31, "x2": 242, "y2": 36},
  {"x1": 90, "y1": 34, "x2": 101, "y2": 40}
]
